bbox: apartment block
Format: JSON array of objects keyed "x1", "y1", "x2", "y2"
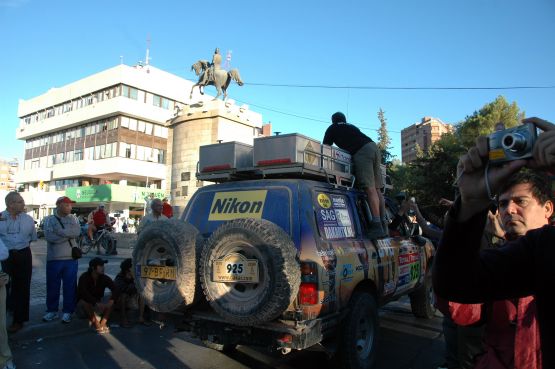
[{"x1": 401, "y1": 117, "x2": 453, "y2": 163}]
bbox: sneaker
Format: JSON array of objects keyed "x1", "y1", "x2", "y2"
[
  {"x1": 42, "y1": 312, "x2": 58, "y2": 322},
  {"x1": 61, "y1": 313, "x2": 72, "y2": 324},
  {"x1": 436, "y1": 363, "x2": 449, "y2": 369}
]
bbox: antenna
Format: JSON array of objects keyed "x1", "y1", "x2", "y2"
[
  {"x1": 145, "y1": 34, "x2": 151, "y2": 66},
  {"x1": 224, "y1": 50, "x2": 232, "y2": 70}
]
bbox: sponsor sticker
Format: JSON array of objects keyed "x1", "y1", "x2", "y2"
[
  {"x1": 316, "y1": 193, "x2": 355, "y2": 240},
  {"x1": 342, "y1": 264, "x2": 353, "y2": 279},
  {"x1": 208, "y1": 190, "x2": 267, "y2": 221},
  {"x1": 317, "y1": 193, "x2": 331, "y2": 209}
]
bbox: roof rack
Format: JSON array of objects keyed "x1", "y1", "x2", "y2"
[{"x1": 196, "y1": 134, "x2": 355, "y2": 189}]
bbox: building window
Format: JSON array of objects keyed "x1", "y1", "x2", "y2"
[
  {"x1": 121, "y1": 116, "x2": 129, "y2": 128},
  {"x1": 74, "y1": 149, "x2": 83, "y2": 161},
  {"x1": 145, "y1": 122, "x2": 153, "y2": 135},
  {"x1": 181, "y1": 172, "x2": 190, "y2": 181},
  {"x1": 181, "y1": 186, "x2": 188, "y2": 196},
  {"x1": 153, "y1": 94, "x2": 171, "y2": 110},
  {"x1": 122, "y1": 85, "x2": 138, "y2": 100},
  {"x1": 129, "y1": 118, "x2": 138, "y2": 131}
]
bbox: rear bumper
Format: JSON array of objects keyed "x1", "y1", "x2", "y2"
[{"x1": 187, "y1": 310, "x2": 341, "y2": 351}]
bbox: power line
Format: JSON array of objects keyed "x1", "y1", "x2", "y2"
[
  {"x1": 244, "y1": 82, "x2": 555, "y2": 91},
  {"x1": 234, "y1": 98, "x2": 403, "y2": 133}
]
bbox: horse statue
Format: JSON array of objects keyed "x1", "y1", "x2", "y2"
[{"x1": 190, "y1": 60, "x2": 244, "y2": 101}]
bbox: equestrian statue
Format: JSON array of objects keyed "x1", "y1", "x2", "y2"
[{"x1": 190, "y1": 48, "x2": 244, "y2": 101}]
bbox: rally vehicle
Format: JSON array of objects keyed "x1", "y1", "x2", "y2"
[{"x1": 133, "y1": 133, "x2": 435, "y2": 369}]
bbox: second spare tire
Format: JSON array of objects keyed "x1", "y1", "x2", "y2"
[
  {"x1": 200, "y1": 218, "x2": 300, "y2": 326},
  {"x1": 133, "y1": 219, "x2": 201, "y2": 313}
]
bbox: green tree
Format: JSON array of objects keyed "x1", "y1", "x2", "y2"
[
  {"x1": 376, "y1": 108, "x2": 393, "y2": 165},
  {"x1": 456, "y1": 95, "x2": 524, "y2": 148}
]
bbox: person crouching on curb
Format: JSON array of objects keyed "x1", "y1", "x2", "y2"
[
  {"x1": 77, "y1": 257, "x2": 118, "y2": 334},
  {"x1": 115, "y1": 258, "x2": 150, "y2": 328}
]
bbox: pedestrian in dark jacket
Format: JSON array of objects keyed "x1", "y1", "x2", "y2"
[
  {"x1": 114, "y1": 258, "x2": 149, "y2": 327},
  {"x1": 77, "y1": 257, "x2": 118, "y2": 334}
]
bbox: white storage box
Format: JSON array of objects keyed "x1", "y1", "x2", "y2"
[
  {"x1": 199, "y1": 142, "x2": 253, "y2": 172},
  {"x1": 253, "y1": 134, "x2": 321, "y2": 169}
]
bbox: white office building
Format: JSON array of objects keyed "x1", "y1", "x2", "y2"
[
  {"x1": 14, "y1": 62, "x2": 267, "y2": 221},
  {"x1": 15, "y1": 63, "x2": 198, "y2": 220}
]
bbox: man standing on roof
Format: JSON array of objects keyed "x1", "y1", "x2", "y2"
[{"x1": 323, "y1": 112, "x2": 386, "y2": 238}]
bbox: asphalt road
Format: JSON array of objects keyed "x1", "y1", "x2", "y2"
[{"x1": 9, "y1": 238, "x2": 446, "y2": 369}]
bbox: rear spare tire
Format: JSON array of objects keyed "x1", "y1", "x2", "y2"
[
  {"x1": 200, "y1": 218, "x2": 300, "y2": 326},
  {"x1": 133, "y1": 219, "x2": 200, "y2": 312}
]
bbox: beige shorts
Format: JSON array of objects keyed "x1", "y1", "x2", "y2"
[{"x1": 353, "y1": 142, "x2": 383, "y2": 189}]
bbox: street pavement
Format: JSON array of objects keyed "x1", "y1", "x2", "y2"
[{"x1": 7, "y1": 237, "x2": 447, "y2": 369}]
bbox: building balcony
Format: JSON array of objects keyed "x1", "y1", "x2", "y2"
[
  {"x1": 17, "y1": 96, "x2": 175, "y2": 140},
  {"x1": 52, "y1": 157, "x2": 166, "y2": 180},
  {"x1": 16, "y1": 157, "x2": 165, "y2": 184},
  {"x1": 15, "y1": 167, "x2": 52, "y2": 183}
]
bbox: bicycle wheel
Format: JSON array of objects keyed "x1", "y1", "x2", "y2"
[
  {"x1": 79, "y1": 234, "x2": 93, "y2": 254},
  {"x1": 100, "y1": 235, "x2": 114, "y2": 255}
]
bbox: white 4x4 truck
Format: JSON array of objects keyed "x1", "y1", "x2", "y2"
[{"x1": 133, "y1": 134, "x2": 435, "y2": 369}]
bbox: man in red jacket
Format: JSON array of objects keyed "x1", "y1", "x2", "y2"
[
  {"x1": 433, "y1": 117, "x2": 555, "y2": 368},
  {"x1": 449, "y1": 171, "x2": 551, "y2": 369}
]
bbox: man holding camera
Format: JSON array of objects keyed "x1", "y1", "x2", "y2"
[{"x1": 433, "y1": 117, "x2": 555, "y2": 367}]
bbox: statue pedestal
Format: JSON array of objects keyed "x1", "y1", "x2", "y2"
[{"x1": 166, "y1": 100, "x2": 263, "y2": 211}]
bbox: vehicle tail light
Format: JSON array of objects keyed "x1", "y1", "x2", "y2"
[
  {"x1": 298, "y1": 282, "x2": 318, "y2": 305},
  {"x1": 256, "y1": 158, "x2": 292, "y2": 166},
  {"x1": 201, "y1": 164, "x2": 231, "y2": 172}
]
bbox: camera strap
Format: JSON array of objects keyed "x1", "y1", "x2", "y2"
[
  {"x1": 484, "y1": 163, "x2": 497, "y2": 201},
  {"x1": 54, "y1": 216, "x2": 74, "y2": 248}
]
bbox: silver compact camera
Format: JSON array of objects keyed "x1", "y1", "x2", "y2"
[{"x1": 488, "y1": 122, "x2": 537, "y2": 165}]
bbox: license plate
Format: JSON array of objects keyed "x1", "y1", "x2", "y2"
[
  {"x1": 213, "y1": 253, "x2": 259, "y2": 283},
  {"x1": 140, "y1": 265, "x2": 177, "y2": 280}
]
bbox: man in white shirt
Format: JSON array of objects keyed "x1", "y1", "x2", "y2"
[
  {"x1": 0, "y1": 237, "x2": 15, "y2": 369},
  {"x1": 0, "y1": 192, "x2": 37, "y2": 334}
]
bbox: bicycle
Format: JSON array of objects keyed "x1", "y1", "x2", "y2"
[{"x1": 78, "y1": 226, "x2": 114, "y2": 255}]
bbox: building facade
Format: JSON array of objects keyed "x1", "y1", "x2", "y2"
[
  {"x1": 15, "y1": 63, "x2": 198, "y2": 220},
  {"x1": 401, "y1": 116, "x2": 453, "y2": 163},
  {"x1": 0, "y1": 159, "x2": 18, "y2": 191}
]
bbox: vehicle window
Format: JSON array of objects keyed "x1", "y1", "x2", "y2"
[{"x1": 314, "y1": 192, "x2": 356, "y2": 240}]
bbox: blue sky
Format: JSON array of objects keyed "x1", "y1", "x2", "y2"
[{"x1": 1, "y1": 0, "x2": 554, "y2": 163}]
